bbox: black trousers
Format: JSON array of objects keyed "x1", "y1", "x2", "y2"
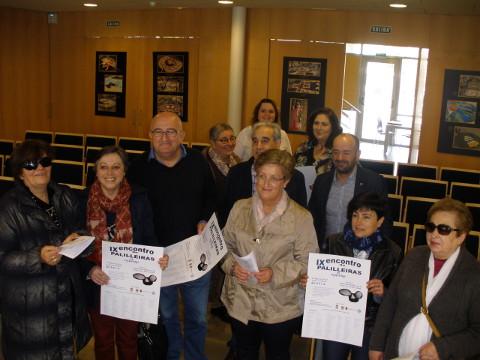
[{"x1": 231, "y1": 316, "x2": 301, "y2": 360}]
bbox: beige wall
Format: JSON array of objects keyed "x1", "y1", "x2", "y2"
[{"x1": 1, "y1": 7, "x2": 480, "y2": 169}]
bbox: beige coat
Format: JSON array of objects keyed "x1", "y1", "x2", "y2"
[{"x1": 221, "y1": 197, "x2": 319, "y2": 324}]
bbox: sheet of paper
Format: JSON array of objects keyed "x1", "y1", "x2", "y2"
[
  {"x1": 296, "y1": 165, "x2": 316, "y2": 203},
  {"x1": 233, "y1": 251, "x2": 259, "y2": 285},
  {"x1": 161, "y1": 213, "x2": 227, "y2": 287},
  {"x1": 101, "y1": 242, "x2": 163, "y2": 324},
  {"x1": 301, "y1": 253, "x2": 371, "y2": 346},
  {"x1": 58, "y1": 235, "x2": 95, "y2": 259}
]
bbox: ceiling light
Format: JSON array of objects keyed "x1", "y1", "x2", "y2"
[
  {"x1": 389, "y1": 3, "x2": 407, "y2": 8},
  {"x1": 218, "y1": 0, "x2": 234, "y2": 4},
  {"x1": 83, "y1": 3, "x2": 98, "y2": 7}
]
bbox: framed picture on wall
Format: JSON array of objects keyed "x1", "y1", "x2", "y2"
[
  {"x1": 153, "y1": 52, "x2": 189, "y2": 121},
  {"x1": 95, "y1": 51, "x2": 126, "y2": 117},
  {"x1": 437, "y1": 69, "x2": 480, "y2": 156},
  {"x1": 281, "y1": 57, "x2": 327, "y2": 134}
]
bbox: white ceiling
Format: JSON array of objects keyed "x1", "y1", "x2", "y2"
[{"x1": 0, "y1": 0, "x2": 479, "y2": 15}]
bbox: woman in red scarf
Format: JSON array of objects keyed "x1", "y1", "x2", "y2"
[{"x1": 84, "y1": 146, "x2": 168, "y2": 360}]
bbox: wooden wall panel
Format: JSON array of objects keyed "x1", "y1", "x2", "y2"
[{"x1": 0, "y1": 8, "x2": 50, "y2": 141}]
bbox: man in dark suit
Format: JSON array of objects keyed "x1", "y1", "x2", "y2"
[
  {"x1": 309, "y1": 133, "x2": 391, "y2": 252},
  {"x1": 223, "y1": 122, "x2": 307, "y2": 224}
]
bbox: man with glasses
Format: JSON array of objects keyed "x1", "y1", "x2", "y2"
[
  {"x1": 128, "y1": 111, "x2": 215, "y2": 360},
  {"x1": 309, "y1": 133, "x2": 391, "y2": 253},
  {"x1": 223, "y1": 122, "x2": 306, "y2": 224}
]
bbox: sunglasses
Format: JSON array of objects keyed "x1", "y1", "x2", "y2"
[
  {"x1": 424, "y1": 222, "x2": 460, "y2": 236},
  {"x1": 22, "y1": 157, "x2": 52, "y2": 171}
]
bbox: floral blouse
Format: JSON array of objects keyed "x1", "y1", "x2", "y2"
[{"x1": 294, "y1": 141, "x2": 333, "y2": 175}]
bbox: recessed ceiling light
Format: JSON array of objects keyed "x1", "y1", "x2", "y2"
[
  {"x1": 389, "y1": 3, "x2": 407, "y2": 8},
  {"x1": 218, "y1": 0, "x2": 234, "y2": 4},
  {"x1": 83, "y1": 3, "x2": 98, "y2": 7}
]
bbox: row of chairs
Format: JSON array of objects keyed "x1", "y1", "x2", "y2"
[
  {"x1": 391, "y1": 221, "x2": 480, "y2": 259},
  {"x1": 384, "y1": 176, "x2": 480, "y2": 203},
  {"x1": 360, "y1": 158, "x2": 480, "y2": 185},
  {"x1": 388, "y1": 195, "x2": 480, "y2": 233}
]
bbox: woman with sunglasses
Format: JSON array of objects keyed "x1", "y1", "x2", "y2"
[
  {"x1": 0, "y1": 139, "x2": 92, "y2": 358},
  {"x1": 301, "y1": 192, "x2": 402, "y2": 360},
  {"x1": 370, "y1": 198, "x2": 480, "y2": 360},
  {"x1": 81, "y1": 145, "x2": 168, "y2": 360}
]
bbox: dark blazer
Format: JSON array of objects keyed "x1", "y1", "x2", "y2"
[
  {"x1": 308, "y1": 165, "x2": 390, "y2": 251},
  {"x1": 370, "y1": 246, "x2": 480, "y2": 359},
  {"x1": 223, "y1": 158, "x2": 307, "y2": 224},
  {"x1": 0, "y1": 182, "x2": 92, "y2": 359}
]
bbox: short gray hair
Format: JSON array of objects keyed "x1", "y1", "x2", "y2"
[
  {"x1": 208, "y1": 123, "x2": 234, "y2": 141},
  {"x1": 252, "y1": 122, "x2": 281, "y2": 142}
]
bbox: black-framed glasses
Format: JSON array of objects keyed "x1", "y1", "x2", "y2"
[
  {"x1": 425, "y1": 222, "x2": 460, "y2": 236},
  {"x1": 22, "y1": 157, "x2": 52, "y2": 171},
  {"x1": 150, "y1": 128, "x2": 178, "y2": 138}
]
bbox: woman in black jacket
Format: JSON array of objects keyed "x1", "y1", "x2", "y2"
[
  {"x1": 81, "y1": 145, "x2": 168, "y2": 360},
  {"x1": 0, "y1": 140, "x2": 92, "y2": 359}
]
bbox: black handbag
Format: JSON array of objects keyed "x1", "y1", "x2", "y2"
[{"x1": 137, "y1": 317, "x2": 168, "y2": 360}]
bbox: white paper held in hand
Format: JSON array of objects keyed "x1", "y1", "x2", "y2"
[{"x1": 59, "y1": 236, "x2": 95, "y2": 259}]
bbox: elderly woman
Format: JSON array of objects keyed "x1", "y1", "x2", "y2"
[
  {"x1": 81, "y1": 146, "x2": 168, "y2": 360},
  {"x1": 294, "y1": 107, "x2": 342, "y2": 175},
  {"x1": 370, "y1": 198, "x2": 480, "y2": 360},
  {"x1": 0, "y1": 139, "x2": 91, "y2": 359},
  {"x1": 312, "y1": 192, "x2": 402, "y2": 360},
  {"x1": 221, "y1": 149, "x2": 318, "y2": 359},
  {"x1": 234, "y1": 98, "x2": 292, "y2": 161}
]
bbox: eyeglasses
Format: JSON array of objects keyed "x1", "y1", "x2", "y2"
[
  {"x1": 424, "y1": 222, "x2": 460, "y2": 236},
  {"x1": 256, "y1": 173, "x2": 285, "y2": 185},
  {"x1": 217, "y1": 136, "x2": 236, "y2": 144},
  {"x1": 151, "y1": 129, "x2": 178, "y2": 138},
  {"x1": 22, "y1": 157, "x2": 52, "y2": 171}
]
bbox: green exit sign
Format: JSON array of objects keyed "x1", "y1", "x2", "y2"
[{"x1": 371, "y1": 25, "x2": 392, "y2": 33}]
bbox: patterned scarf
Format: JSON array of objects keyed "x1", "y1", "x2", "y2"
[
  {"x1": 208, "y1": 147, "x2": 240, "y2": 176},
  {"x1": 87, "y1": 179, "x2": 133, "y2": 265},
  {"x1": 343, "y1": 222, "x2": 383, "y2": 254}
]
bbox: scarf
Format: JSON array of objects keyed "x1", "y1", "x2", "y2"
[
  {"x1": 87, "y1": 179, "x2": 133, "y2": 265},
  {"x1": 208, "y1": 147, "x2": 240, "y2": 176},
  {"x1": 252, "y1": 190, "x2": 288, "y2": 234},
  {"x1": 397, "y1": 247, "x2": 460, "y2": 357},
  {"x1": 343, "y1": 222, "x2": 384, "y2": 256}
]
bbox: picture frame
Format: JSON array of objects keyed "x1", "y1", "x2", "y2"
[
  {"x1": 281, "y1": 57, "x2": 327, "y2": 134},
  {"x1": 153, "y1": 52, "x2": 189, "y2": 121},
  {"x1": 437, "y1": 69, "x2": 480, "y2": 156},
  {"x1": 95, "y1": 51, "x2": 126, "y2": 117}
]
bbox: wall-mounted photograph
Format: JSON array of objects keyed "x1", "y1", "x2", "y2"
[
  {"x1": 95, "y1": 51, "x2": 126, "y2": 117},
  {"x1": 445, "y1": 100, "x2": 477, "y2": 124},
  {"x1": 281, "y1": 56, "x2": 327, "y2": 134},
  {"x1": 458, "y1": 75, "x2": 480, "y2": 98},
  {"x1": 153, "y1": 52, "x2": 189, "y2": 121}
]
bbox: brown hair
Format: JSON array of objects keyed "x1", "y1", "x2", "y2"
[
  {"x1": 10, "y1": 139, "x2": 53, "y2": 180},
  {"x1": 95, "y1": 145, "x2": 129, "y2": 172},
  {"x1": 254, "y1": 149, "x2": 295, "y2": 180},
  {"x1": 251, "y1": 98, "x2": 279, "y2": 124},
  {"x1": 427, "y1": 197, "x2": 473, "y2": 235}
]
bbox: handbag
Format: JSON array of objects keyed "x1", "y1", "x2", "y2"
[{"x1": 137, "y1": 316, "x2": 168, "y2": 360}]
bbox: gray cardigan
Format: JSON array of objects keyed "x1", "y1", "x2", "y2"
[{"x1": 370, "y1": 246, "x2": 480, "y2": 359}]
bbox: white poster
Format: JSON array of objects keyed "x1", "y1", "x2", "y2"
[
  {"x1": 101, "y1": 243, "x2": 164, "y2": 324},
  {"x1": 296, "y1": 165, "x2": 316, "y2": 202},
  {"x1": 301, "y1": 253, "x2": 371, "y2": 346},
  {"x1": 161, "y1": 213, "x2": 227, "y2": 287}
]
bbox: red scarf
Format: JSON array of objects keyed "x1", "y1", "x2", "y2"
[{"x1": 87, "y1": 179, "x2": 133, "y2": 265}]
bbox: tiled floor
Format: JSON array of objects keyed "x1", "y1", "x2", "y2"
[{"x1": 78, "y1": 304, "x2": 312, "y2": 359}]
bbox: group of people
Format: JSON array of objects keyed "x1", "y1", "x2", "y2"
[{"x1": 0, "y1": 98, "x2": 479, "y2": 360}]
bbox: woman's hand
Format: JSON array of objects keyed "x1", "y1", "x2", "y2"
[
  {"x1": 299, "y1": 274, "x2": 308, "y2": 288},
  {"x1": 367, "y1": 278, "x2": 385, "y2": 297},
  {"x1": 254, "y1": 267, "x2": 273, "y2": 284},
  {"x1": 418, "y1": 342, "x2": 440, "y2": 360},
  {"x1": 89, "y1": 266, "x2": 110, "y2": 285},
  {"x1": 368, "y1": 350, "x2": 384, "y2": 360},
  {"x1": 158, "y1": 255, "x2": 169, "y2": 270},
  {"x1": 40, "y1": 245, "x2": 61, "y2": 266},
  {"x1": 63, "y1": 232, "x2": 80, "y2": 244},
  {"x1": 233, "y1": 262, "x2": 250, "y2": 283}
]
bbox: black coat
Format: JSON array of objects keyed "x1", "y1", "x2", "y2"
[
  {"x1": 223, "y1": 158, "x2": 307, "y2": 224},
  {"x1": 328, "y1": 233, "x2": 402, "y2": 328},
  {"x1": 308, "y1": 165, "x2": 391, "y2": 251},
  {"x1": 0, "y1": 182, "x2": 92, "y2": 360},
  {"x1": 78, "y1": 184, "x2": 159, "y2": 308}
]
